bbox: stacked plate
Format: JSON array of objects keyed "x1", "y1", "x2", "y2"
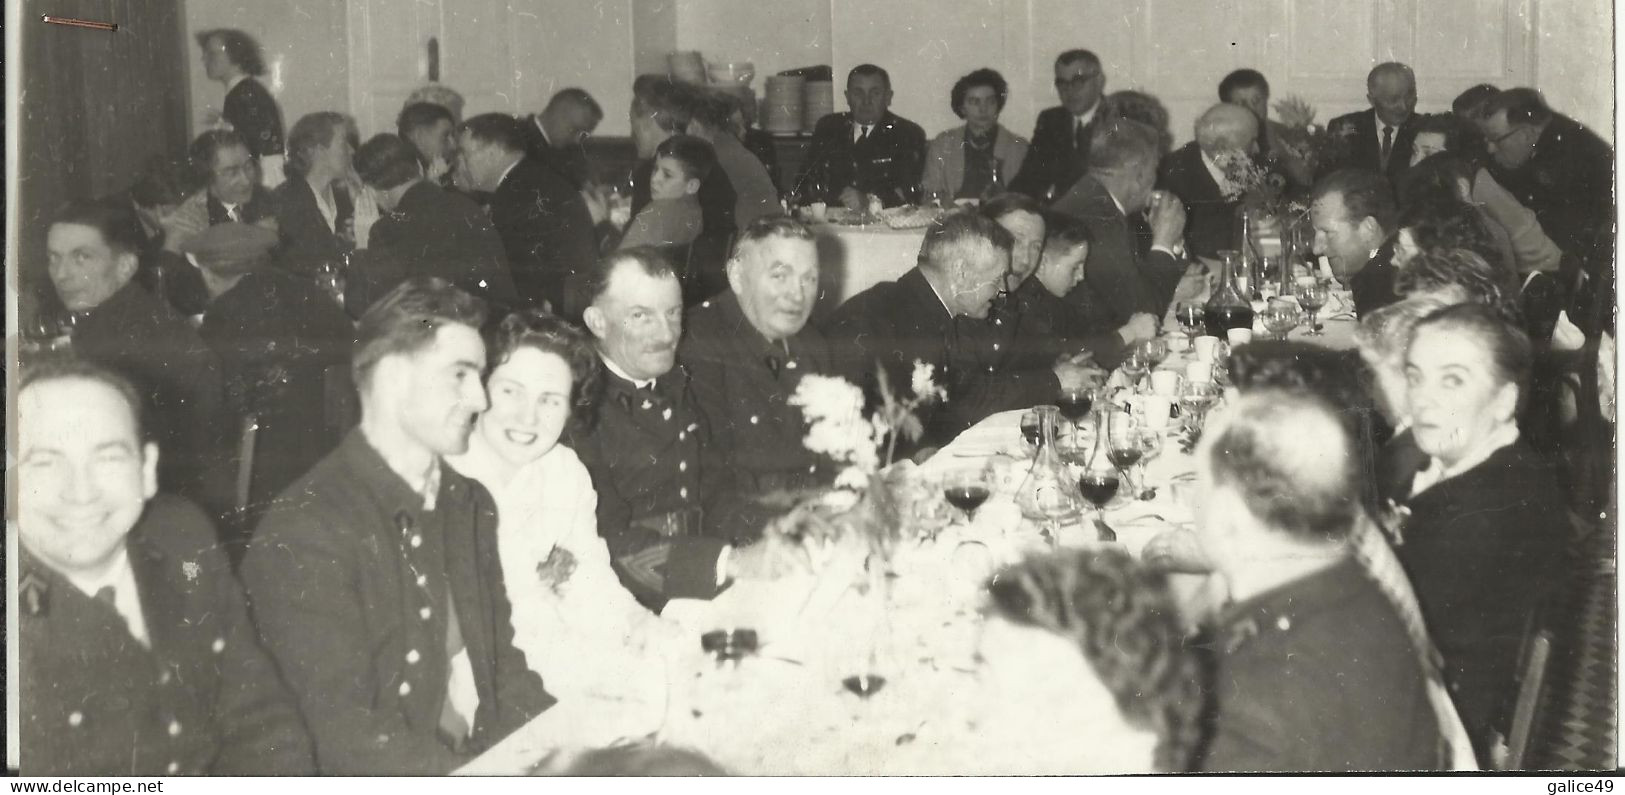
[
  {"x1": 763, "y1": 75, "x2": 805, "y2": 133},
  {"x1": 803, "y1": 80, "x2": 835, "y2": 131},
  {"x1": 706, "y1": 61, "x2": 755, "y2": 88}
]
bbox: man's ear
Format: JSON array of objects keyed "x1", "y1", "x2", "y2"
[
  {"x1": 582, "y1": 305, "x2": 608, "y2": 339},
  {"x1": 140, "y1": 442, "x2": 160, "y2": 499},
  {"x1": 1359, "y1": 217, "x2": 1386, "y2": 247},
  {"x1": 725, "y1": 256, "x2": 745, "y2": 295},
  {"x1": 684, "y1": 178, "x2": 702, "y2": 196},
  {"x1": 115, "y1": 250, "x2": 140, "y2": 286}
]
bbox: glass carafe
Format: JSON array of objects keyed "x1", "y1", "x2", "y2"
[
  {"x1": 1016, "y1": 405, "x2": 1081, "y2": 533},
  {"x1": 1204, "y1": 250, "x2": 1255, "y2": 337}
]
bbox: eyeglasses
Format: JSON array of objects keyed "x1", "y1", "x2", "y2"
[
  {"x1": 1484, "y1": 125, "x2": 1529, "y2": 150},
  {"x1": 1053, "y1": 73, "x2": 1100, "y2": 90}
]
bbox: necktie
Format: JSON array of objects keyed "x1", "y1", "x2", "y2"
[
  {"x1": 95, "y1": 585, "x2": 116, "y2": 606},
  {"x1": 1074, "y1": 119, "x2": 1087, "y2": 153},
  {"x1": 764, "y1": 352, "x2": 783, "y2": 378},
  {"x1": 1380, "y1": 125, "x2": 1394, "y2": 169},
  {"x1": 857, "y1": 124, "x2": 871, "y2": 143},
  {"x1": 226, "y1": 204, "x2": 242, "y2": 223}
]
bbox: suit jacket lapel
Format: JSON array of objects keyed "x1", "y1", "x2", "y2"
[
  {"x1": 438, "y1": 478, "x2": 492, "y2": 702},
  {"x1": 126, "y1": 536, "x2": 185, "y2": 655}
]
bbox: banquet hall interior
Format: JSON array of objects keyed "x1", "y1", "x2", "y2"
[{"x1": 7, "y1": 0, "x2": 1617, "y2": 776}]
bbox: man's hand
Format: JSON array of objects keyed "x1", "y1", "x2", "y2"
[
  {"x1": 1117, "y1": 312, "x2": 1159, "y2": 345},
  {"x1": 838, "y1": 187, "x2": 867, "y2": 211},
  {"x1": 1053, "y1": 358, "x2": 1106, "y2": 392},
  {"x1": 726, "y1": 537, "x2": 809, "y2": 582},
  {"x1": 1147, "y1": 191, "x2": 1187, "y2": 251}
]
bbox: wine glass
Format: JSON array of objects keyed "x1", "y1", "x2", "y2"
[
  {"x1": 1176, "y1": 301, "x2": 1205, "y2": 344},
  {"x1": 1019, "y1": 408, "x2": 1045, "y2": 455},
  {"x1": 1178, "y1": 382, "x2": 1224, "y2": 435},
  {"x1": 1260, "y1": 301, "x2": 1302, "y2": 342},
  {"x1": 1105, "y1": 410, "x2": 1145, "y2": 495},
  {"x1": 1295, "y1": 280, "x2": 1329, "y2": 337},
  {"x1": 1055, "y1": 388, "x2": 1094, "y2": 432},
  {"x1": 1134, "y1": 429, "x2": 1165, "y2": 500},
  {"x1": 314, "y1": 261, "x2": 347, "y2": 309},
  {"x1": 1119, "y1": 351, "x2": 1150, "y2": 391},
  {"x1": 943, "y1": 465, "x2": 994, "y2": 524},
  {"x1": 1137, "y1": 337, "x2": 1170, "y2": 371},
  {"x1": 1077, "y1": 460, "x2": 1122, "y2": 540}
]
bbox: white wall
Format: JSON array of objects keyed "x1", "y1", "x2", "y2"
[
  {"x1": 675, "y1": 0, "x2": 831, "y2": 83},
  {"x1": 184, "y1": 0, "x2": 351, "y2": 141},
  {"x1": 1535, "y1": 0, "x2": 1613, "y2": 136}
]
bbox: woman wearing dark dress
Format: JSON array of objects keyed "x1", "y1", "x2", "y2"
[
  {"x1": 1392, "y1": 302, "x2": 1566, "y2": 765},
  {"x1": 197, "y1": 29, "x2": 286, "y2": 182},
  {"x1": 274, "y1": 113, "x2": 359, "y2": 275}
]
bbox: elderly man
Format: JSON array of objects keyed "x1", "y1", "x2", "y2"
[
  {"x1": 456, "y1": 113, "x2": 596, "y2": 314},
  {"x1": 241, "y1": 279, "x2": 553, "y2": 774},
  {"x1": 568, "y1": 248, "x2": 780, "y2": 608},
  {"x1": 196, "y1": 28, "x2": 285, "y2": 183},
  {"x1": 187, "y1": 223, "x2": 354, "y2": 533},
  {"x1": 1477, "y1": 88, "x2": 1614, "y2": 301},
  {"x1": 46, "y1": 199, "x2": 225, "y2": 511},
  {"x1": 1158, "y1": 103, "x2": 1261, "y2": 260},
  {"x1": 1011, "y1": 49, "x2": 1108, "y2": 201},
  {"x1": 1195, "y1": 390, "x2": 1444, "y2": 772},
  {"x1": 397, "y1": 101, "x2": 459, "y2": 187},
  {"x1": 823, "y1": 211, "x2": 1054, "y2": 451},
  {"x1": 1051, "y1": 118, "x2": 1190, "y2": 330},
  {"x1": 1217, "y1": 69, "x2": 1314, "y2": 189},
  {"x1": 353, "y1": 133, "x2": 519, "y2": 310},
  {"x1": 524, "y1": 88, "x2": 603, "y2": 190},
  {"x1": 802, "y1": 64, "x2": 927, "y2": 210},
  {"x1": 1323, "y1": 63, "x2": 1419, "y2": 182},
  {"x1": 16, "y1": 359, "x2": 313, "y2": 775},
  {"x1": 680, "y1": 217, "x2": 832, "y2": 544},
  {"x1": 174, "y1": 130, "x2": 279, "y2": 237},
  {"x1": 1310, "y1": 169, "x2": 1400, "y2": 316}
]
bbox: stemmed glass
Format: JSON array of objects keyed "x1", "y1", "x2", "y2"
[
  {"x1": 314, "y1": 261, "x2": 347, "y2": 309},
  {"x1": 1134, "y1": 429, "x2": 1165, "y2": 499},
  {"x1": 1055, "y1": 387, "x2": 1094, "y2": 433},
  {"x1": 1105, "y1": 410, "x2": 1146, "y2": 496},
  {"x1": 1119, "y1": 351, "x2": 1150, "y2": 391},
  {"x1": 1076, "y1": 452, "x2": 1122, "y2": 541},
  {"x1": 942, "y1": 464, "x2": 994, "y2": 525},
  {"x1": 1295, "y1": 280, "x2": 1329, "y2": 337},
  {"x1": 1137, "y1": 337, "x2": 1170, "y2": 371},
  {"x1": 1260, "y1": 300, "x2": 1302, "y2": 342},
  {"x1": 1178, "y1": 382, "x2": 1224, "y2": 435},
  {"x1": 1175, "y1": 301, "x2": 1205, "y2": 344}
]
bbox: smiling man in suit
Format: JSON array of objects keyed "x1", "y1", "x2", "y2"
[
  {"x1": 1010, "y1": 49, "x2": 1109, "y2": 202},
  {"x1": 802, "y1": 64, "x2": 927, "y2": 210},
  {"x1": 1322, "y1": 63, "x2": 1419, "y2": 183}
]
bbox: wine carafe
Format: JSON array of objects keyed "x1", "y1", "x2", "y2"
[
  {"x1": 1016, "y1": 405, "x2": 1080, "y2": 526},
  {"x1": 1204, "y1": 249, "x2": 1255, "y2": 337}
]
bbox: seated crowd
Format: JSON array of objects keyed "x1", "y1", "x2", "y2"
[{"x1": 16, "y1": 28, "x2": 1613, "y2": 776}]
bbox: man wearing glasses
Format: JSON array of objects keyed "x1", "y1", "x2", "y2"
[
  {"x1": 1478, "y1": 88, "x2": 1614, "y2": 300},
  {"x1": 1010, "y1": 49, "x2": 1108, "y2": 202}
]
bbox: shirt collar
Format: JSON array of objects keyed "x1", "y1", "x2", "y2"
[
  {"x1": 921, "y1": 272, "x2": 958, "y2": 318},
  {"x1": 1410, "y1": 422, "x2": 1520, "y2": 497},
  {"x1": 496, "y1": 157, "x2": 522, "y2": 188},
  {"x1": 1074, "y1": 103, "x2": 1100, "y2": 129},
  {"x1": 1199, "y1": 149, "x2": 1234, "y2": 194},
  {"x1": 1107, "y1": 189, "x2": 1127, "y2": 216},
  {"x1": 354, "y1": 428, "x2": 443, "y2": 511},
  {"x1": 600, "y1": 353, "x2": 656, "y2": 389},
  {"x1": 533, "y1": 116, "x2": 552, "y2": 147},
  {"x1": 227, "y1": 74, "x2": 249, "y2": 93},
  {"x1": 61, "y1": 544, "x2": 133, "y2": 600}
]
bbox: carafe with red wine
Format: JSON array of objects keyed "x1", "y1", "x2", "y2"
[{"x1": 1205, "y1": 249, "x2": 1255, "y2": 337}]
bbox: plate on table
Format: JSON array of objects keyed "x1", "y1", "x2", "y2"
[{"x1": 877, "y1": 205, "x2": 945, "y2": 229}]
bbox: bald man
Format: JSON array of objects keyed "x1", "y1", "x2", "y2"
[
  {"x1": 1157, "y1": 103, "x2": 1261, "y2": 260},
  {"x1": 1194, "y1": 390, "x2": 1445, "y2": 772},
  {"x1": 1323, "y1": 63, "x2": 1419, "y2": 182}
]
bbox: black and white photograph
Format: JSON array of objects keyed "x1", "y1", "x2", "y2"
[{"x1": 5, "y1": 0, "x2": 1617, "y2": 778}]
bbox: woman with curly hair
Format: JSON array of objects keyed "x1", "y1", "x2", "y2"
[
  {"x1": 1395, "y1": 248, "x2": 1522, "y2": 328},
  {"x1": 445, "y1": 309, "x2": 669, "y2": 715},
  {"x1": 976, "y1": 547, "x2": 1206, "y2": 772},
  {"x1": 921, "y1": 68, "x2": 1030, "y2": 203}
]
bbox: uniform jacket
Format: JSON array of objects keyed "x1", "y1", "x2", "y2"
[
  {"x1": 272, "y1": 177, "x2": 354, "y2": 275},
  {"x1": 488, "y1": 157, "x2": 598, "y2": 312},
  {"x1": 920, "y1": 124, "x2": 1029, "y2": 201},
  {"x1": 1322, "y1": 108, "x2": 1418, "y2": 183},
  {"x1": 1351, "y1": 241, "x2": 1400, "y2": 318},
  {"x1": 1395, "y1": 439, "x2": 1567, "y2": 761},
  {"x1": 1051, "y1": 174, "x2": 1187, "y2": 329},
  {"x1": 522, "y1": 115, "x2": 594, "y2": 190},
  {"x1": 223, "y1": 77, "x2": 286, "y2": 158},
  {"x1": 822, "y1": 268, "x2": 1052, "y2": 451},
  {"x1": 1200, "y1": 556, "x2": 1445, "y2": 772},
  {"x1": 1486, "y1": 114, "x2": 1614, "y2": 288},
  {"x1": 680, "y1": 291, "x2": 834, "y2": 542},
  {"x1": 19, "y1": 495, "x2": 313, "y2": 775},
  {"x1": 1156, "y1": 141, "x2": 1241, "y2": 261},
  {"x1": 567, "y1": 366, "x2": 727, "y2": 606},
  {"x1": 802, "y1": 111, "x2": 927, "y2": 208},
  {"x1": 978, "y1": 278, "x2": 1130, "y2": 373},
  {"x1": 353, "y1": 180, "x2": 520, "y2": 312},
  {"x1": 241, "y1": 430, "x2": 554, "y2": 774},
  {"x1": 1010, "y1": 105, "x2": 1102, "y2": 201}
]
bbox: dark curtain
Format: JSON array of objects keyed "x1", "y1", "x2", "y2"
[{"x1": 18, "y1": 0, "x2": 190, "y2": 317}]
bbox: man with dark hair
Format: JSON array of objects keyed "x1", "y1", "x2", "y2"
[
  {"x1": 1216, "y1": 68, "x2": 1313, "y2": 188},
  {"x1": 1477, "y1": 87, "x2": 1614, "y2": 305},
  {"x1": 1052, "y1": 118, "x2": 1190, "y2": 328},
  {"x1": 1322, "y1": 63, "x2": 1420, "y2": 182},
  {"x1": 241, "y1": 278, "x2": 554, "y2": 774},
  {"x1": 397, "y1": 101, "x2": 459, "y2": 186},
  {"x1": 196, "y1": 28, "x2": 285, "y2": 183},
  {"x1": 124, "y1": 156, "x2": 210, "y2": 316},
  {"x1": 679, "y1": 217, "x2": 833, "y2": 543},
  {"x1": 1310, "y1": 169, "x2": 1400, "y2": 316},
  {"x1": 352, "y1": 133, "x2": 519, "y2": 310},
  {"x1": 16, "y1": 359, "x2": 314, "y2": 775},
  {"x1": 801, "y1": 64, "x2": 927, "y2": 209},
  {"x1": 185, "y1": 129, "x2": 279, "y2": 227},
  {"x1": 823, "y1": 211, "x2": 1048, "y2": 449},
  {"x1": 1010, "y1": 49, "x2": 1108, "y2": 201},
  {"x1": 455, "y1": 113, "x2": 596, "y2": 314},
  {"x1": 185, "y1": 222, "x2": 354, "y2": 532},
  {"x1": 569, "y1": 249, "x2": 782, "y2": 607},
  {"x1": 525, "y1": 88, "x2": 604, "y2": 189},
  {"x1": 47, "y1": 200, "x2": 226, "y2": 511},
  {"x1": 1158, "y1": 103, "x2": 1260, "y2": 259},
  {"x1": 1194, "y1": 390, "x2": 1444, "y2": 771}
]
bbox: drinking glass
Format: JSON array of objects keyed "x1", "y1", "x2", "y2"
[
  {"x1": 942, "y1": 464, "x2": 994, "y2": 524},
  {"x1": 1175, "y1": 301, "x2": 1205, "y2": 343},
  {"x1": 1178, "y1": 382, "x2": 1223, "y2": 435},
  {"x1": 1119, "y1": 351, "x2": 1150, "y2": 391},
  {"x1": 1105, "y1": 410, "x2": 1145, "y2": 495},
  {"x1": 1260, "y1": 301, "x2": 1302, "y2": 342},
  {"x1": 1135, "y1": 429, "x2": 1165, "y2": 499},
  {"x1": 1077, "y1": 459, "x2": 1122, "y2": 538},
  {"x1": 314, "y1": 261, "x2": 347, "y2": 309},
  {"x1": 1137, "y1": 337, "x2": 1170, "y2": 370},
  {"x1": 1055, "y1": 387, "x2": 1094, "y2": 431},
  {"x1": 1295, "y1": 280, "x2": 1329, "y2": 337}
]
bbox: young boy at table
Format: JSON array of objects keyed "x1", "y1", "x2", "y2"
[{"x1": 617, "y1": 134, "x2": 710, "y2": 251}]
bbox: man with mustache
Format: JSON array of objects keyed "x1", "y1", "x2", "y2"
[
  {"x1": 680, "y1": 217, "x2": 833, "y2": 544},
  {"x1": 241, "y1": 278, "x2": 553, "y2": 773}
]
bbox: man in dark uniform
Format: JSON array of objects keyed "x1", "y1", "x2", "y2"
[
  {"x1": 241, "y1": 279, "x2": 553, "y2": 774},
  {"x1": 524, "y1": 88, "x2": 603, "y2": 191},
  {"x1": 46, "y1": 199, "x2": 227, "y2": 514},
  {"x1": 456, "y1": 113, "x2": 597, "y2": 314},
  {"x1": 1193, "y1": 390, "x2": 1445, "y2": 772},
  {"x1": 1309, "y1": 169, "x2": 1401, "y2": 317},
  {"x1": 823, "y1": 211, "x2": 1053, "y2": 452},
  {"x1": 571, "y1": 248, "x2": 785, "y2": 609},
  {"x1": 680, "y1": 217, "x2": 833, "y2": 544},
  {"x1": 17, "y1": 359, "x2": 313, "y2": 775},
  {"x1": 801, "y1": 64, "x2": 927, "y2": 209},
  {"x1": 197, "y1": 29, "x2": 286, "y2": 172},
  {"x1": 1010, "y1": 49, "x2": 1109, "y2": 201}
]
